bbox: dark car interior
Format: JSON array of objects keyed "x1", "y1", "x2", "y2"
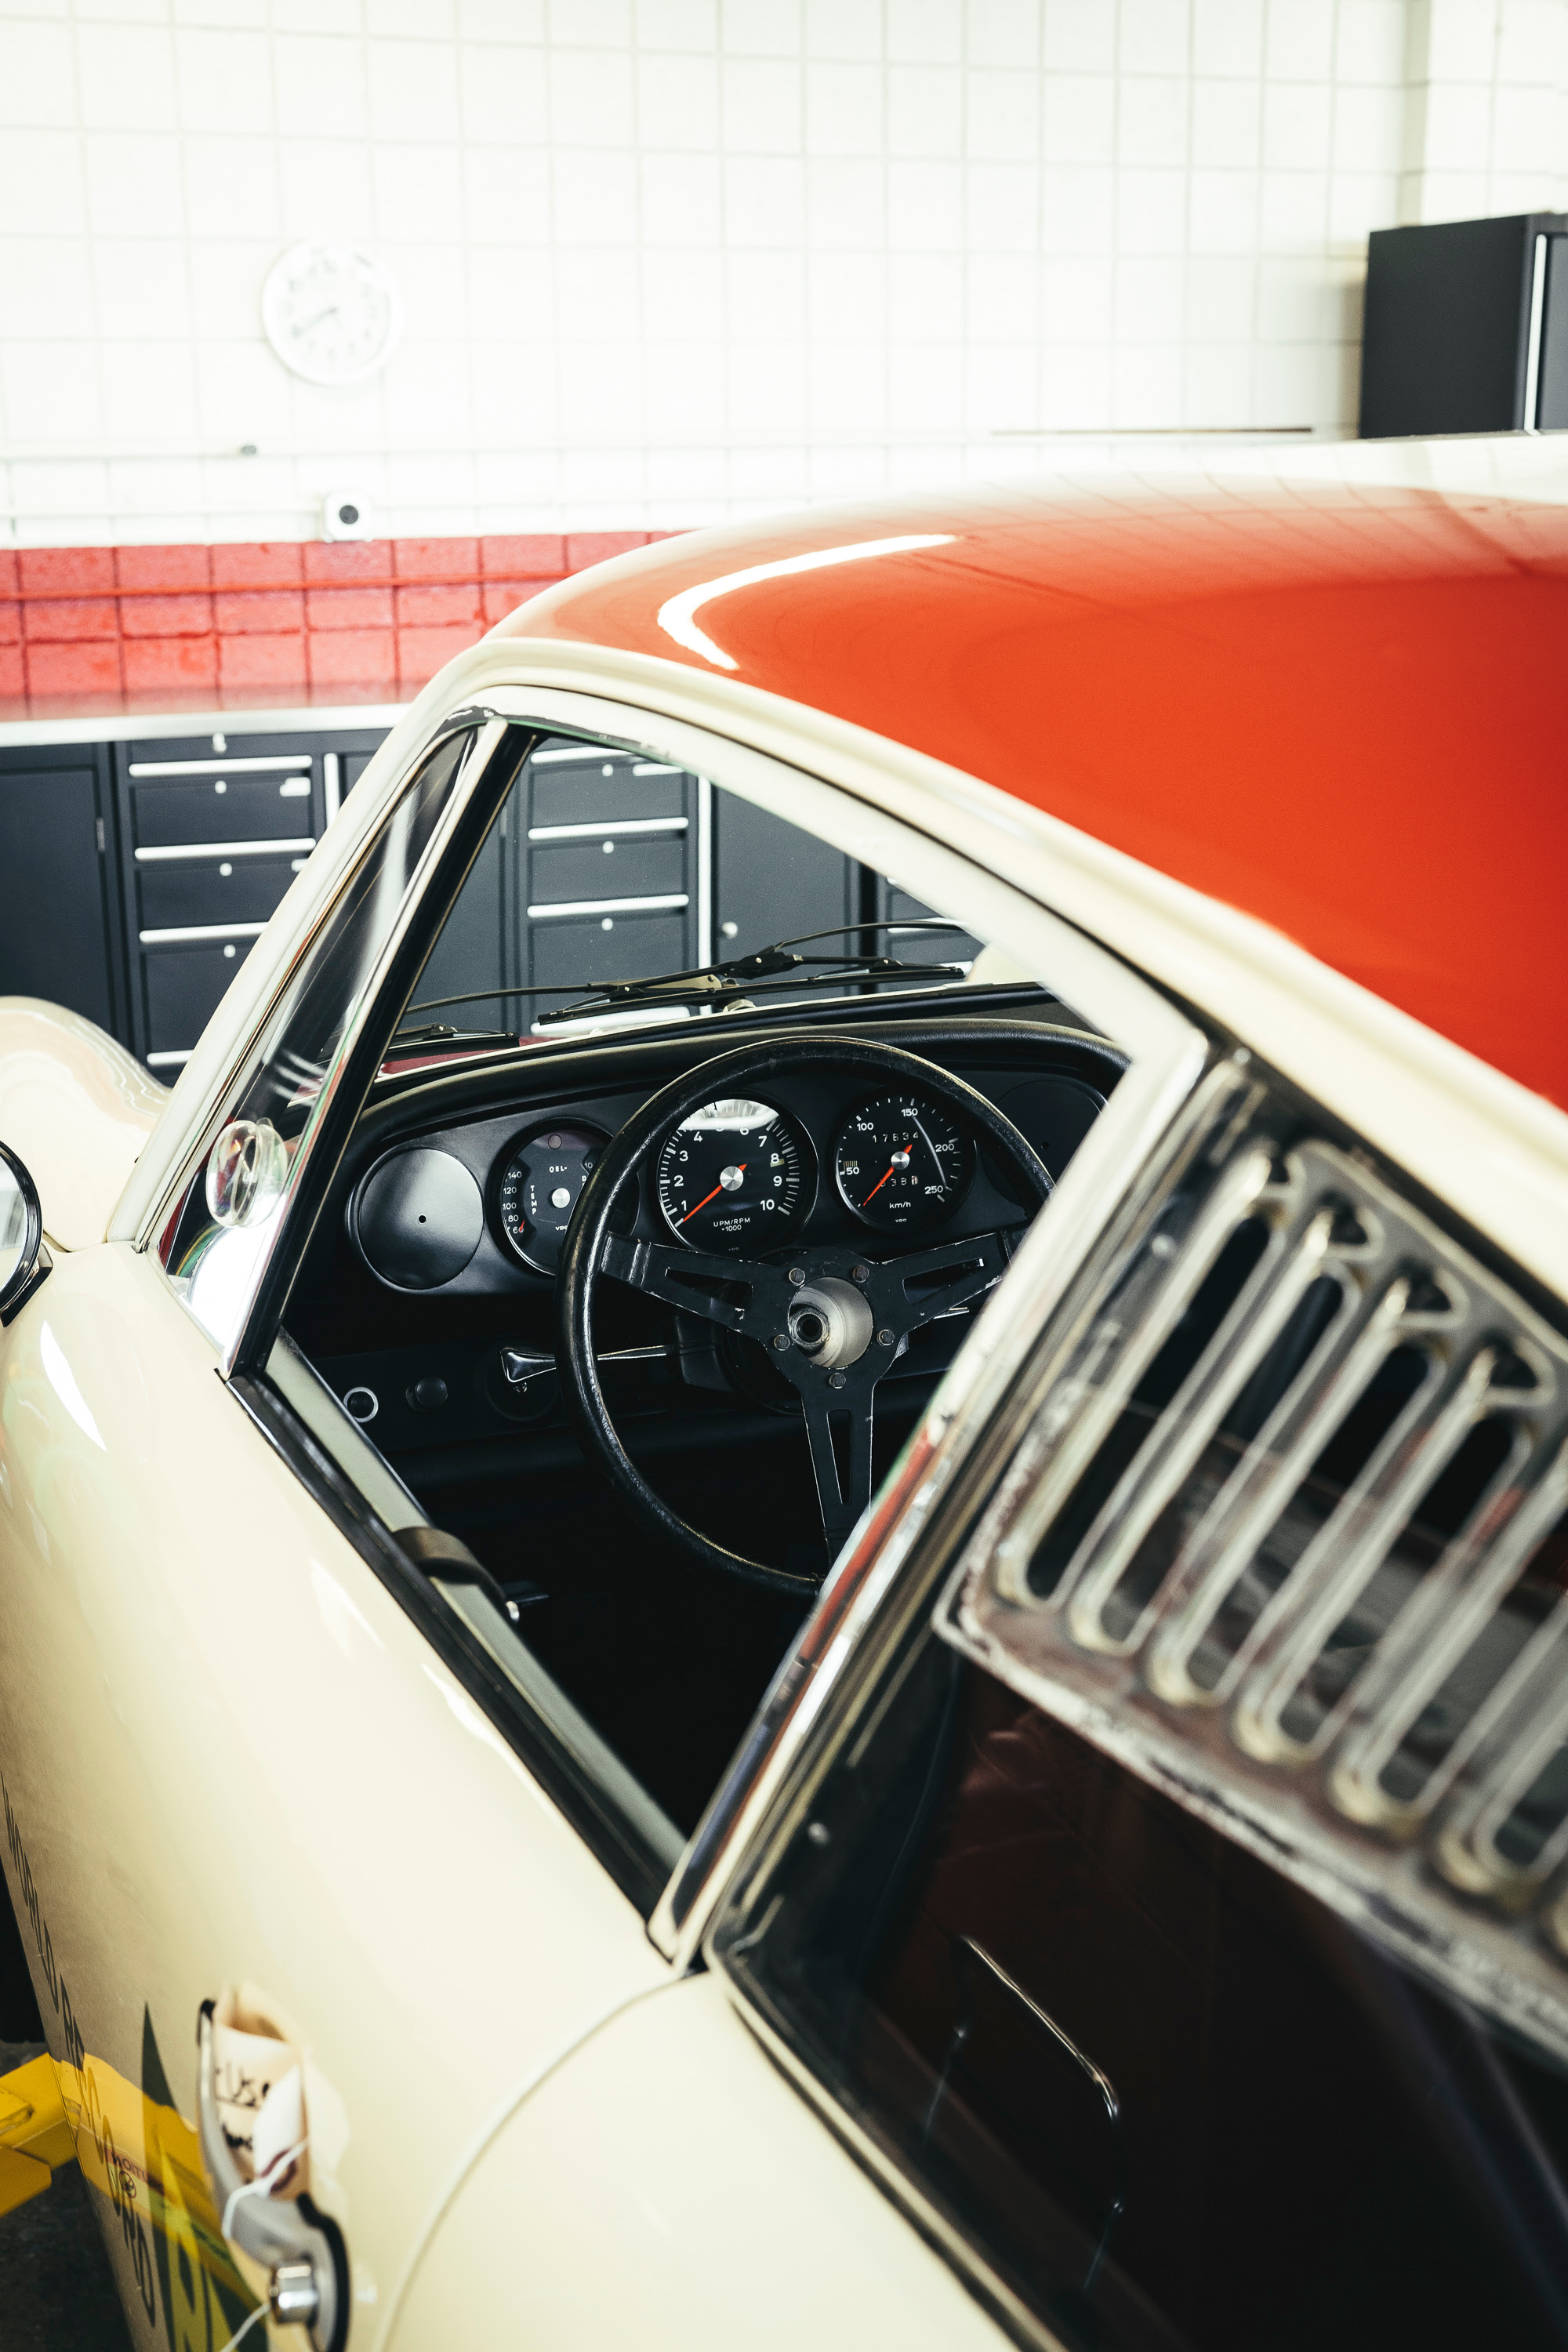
[{"x1": 276, "y1": 734, "x2": 1126, "y2": 1841}]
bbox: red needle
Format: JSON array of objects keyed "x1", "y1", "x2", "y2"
[
  {"x1": 862, "y1": 1147, "x2": 906, "y2": 1208},
  {"x1": 681, "y1": 1163, "x2": 746, "y2": 1223}
]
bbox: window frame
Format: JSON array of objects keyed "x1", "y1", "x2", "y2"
[
  {"x1": 133, "y1": 711, "x2": 517, "y2": 1374},
  {"x1": 121, "y1": 670, "x2": 1210, "y2": 1932}
]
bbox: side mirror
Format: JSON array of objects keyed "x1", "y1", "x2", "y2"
[{"x1": 0, "y1": 1144, "x2": 50, "y2": 1327}]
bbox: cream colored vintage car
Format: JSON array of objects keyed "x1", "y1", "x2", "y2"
[{"x1": 4, "y1": 445, "x2": 1568, "y2": 2352}]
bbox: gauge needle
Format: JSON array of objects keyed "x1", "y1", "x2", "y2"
[
  {"x1": 681, "y1": 1164, "x2": 746, "y2": 1222},
  {"x1": 862, "y1": 1145, "x2": 909, "y2": 1208}
]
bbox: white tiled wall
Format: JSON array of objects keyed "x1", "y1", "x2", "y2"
[{"x1": 0, "y1": 0, "x2": 1563, "y2": 545}]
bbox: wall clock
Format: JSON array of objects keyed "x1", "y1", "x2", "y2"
[{"x1": 261, "y1": 241, "x2": 402, "y2": 387}]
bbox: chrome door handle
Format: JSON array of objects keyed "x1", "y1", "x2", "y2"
[{"x1": 196, "y1": 2003, "x2": 346, "y2": 2352}]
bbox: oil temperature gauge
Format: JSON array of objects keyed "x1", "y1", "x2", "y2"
[{"x1": 495, "y1": 1124, "x2": 604, "y2": 1274}]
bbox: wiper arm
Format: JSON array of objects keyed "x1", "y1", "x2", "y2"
[
  {"x1": 397, "y1": 921, "x2": 972, "y2": 1034},
  {"x1": 389, "y1": 1020, "x2": 521, "y2": 1051}
]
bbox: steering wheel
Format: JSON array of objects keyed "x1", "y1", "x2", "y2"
[{"x1": 556, "y1": 1033, "x2": 1051, "y2": 1594}]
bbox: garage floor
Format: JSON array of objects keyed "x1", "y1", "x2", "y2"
[{"x1": 0, "y1": 2038, "x2": 135, "y2": 2352}]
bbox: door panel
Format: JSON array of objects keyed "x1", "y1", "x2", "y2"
[
  {"x1": 387, "y1": 1974, "x2": 1004, "y2": 2352},
  {"x1": 0, "y1": 1243, "x2": 667, "y2": 2350}
]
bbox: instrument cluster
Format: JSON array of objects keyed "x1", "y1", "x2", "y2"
[
  {"x1": 486, "y1": 1086, "x2": 982, "y2": 1277},
  {"x1": 651, "y1": 1088, "x2": 976, "y2": 1255}
]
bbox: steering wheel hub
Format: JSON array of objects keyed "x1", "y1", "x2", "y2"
[{"x1": 786, "y1": 1274, "x2": 873, "y2": 1368}]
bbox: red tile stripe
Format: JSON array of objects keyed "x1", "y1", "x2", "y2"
[{"x1": 0, "y1": 533, "x2": 676, "y2": 703}]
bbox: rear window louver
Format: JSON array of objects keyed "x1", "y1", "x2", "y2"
[{"x1": 940, "y1": 1058, "x2": 1568, "y2": 2060}]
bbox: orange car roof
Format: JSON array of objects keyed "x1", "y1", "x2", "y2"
[{"x1": 500, "y1": 472, "x2": 1568, "y2": 1112}]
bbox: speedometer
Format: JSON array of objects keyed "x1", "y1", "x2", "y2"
[
  {"x1": 833, "y1": 1090, "x2": 975, "y2": 1232},
  {"x1": 657, "y1": 1098, "x2": 811, "y2": 1254}
]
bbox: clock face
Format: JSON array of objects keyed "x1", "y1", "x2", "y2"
[{"x1": 261, "y1": 242, "x2": 402, "y2": 387}]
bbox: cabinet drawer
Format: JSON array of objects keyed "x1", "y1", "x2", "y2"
[
  {"x1": 137, "y1": 855, "x2": 303, "y2": 934},
  {"x1": 143, "y1": 938, "x2": 253, "y2": 1053},
  {"x1": 529, "y1": 757, "x2": 687, "y2": 829},
  {"x1": 132, "y1": 771, "x2": 317, "y2": 848},
  {"x1": 129, "y1": 734, "x2": 315, "y2": 767},
  {"x1": 528, "y1": 834, "x2": 688, "y2": 907},
  {"x1": 529, "y1": 907, "x2": 689, "y2": 993}
]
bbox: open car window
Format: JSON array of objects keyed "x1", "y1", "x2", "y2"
[
  {"x1": 260, "y1": 713, "x2": 1126, "y2": 1915},
  {"x1": 390, "y1": 734, "x2": 1000, "y2": 1061}
]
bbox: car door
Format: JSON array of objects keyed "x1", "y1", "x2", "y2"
[
  {"x1": 1, "y1": 640, "x2": 1198, "y2": 2346},
  {"x1": 0, "y1": 712, "x2": 673, "y2": 2350}
]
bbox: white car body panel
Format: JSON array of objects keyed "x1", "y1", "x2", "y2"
[
  {"x1": 387, "y1": 1973, "x2": 1001, "y2": 2352},
  {"x1": 0, "y1": 1239, "x2": 668, "y2": 2348},
  {"x1": 0, "y1": 1000, "x2": 165, "y2": 1250}
]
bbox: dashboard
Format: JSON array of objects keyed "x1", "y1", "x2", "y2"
[{"x1": 288, "y1": 998, "x2": 1123, "y2": 1472}]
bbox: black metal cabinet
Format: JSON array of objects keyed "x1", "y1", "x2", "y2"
[
  {"x1": 0, "y1": 718, "x2": 392, "y2": 1074},
  {"x1": 113, "y1": 722, "x2": 389, "y2": 1072},
  {"x1": 0, "y1": 741, "x2": 127, "y2": 1039},
  {"x1": 406, "y1": 739, "x2": 706, "y2": 1038},
  {"x1": 713, "y1": 789, "x2": 856, "y2": 960},
  {"x1": 520, "y1": 744, "x2": 699, "y2": 1014},
  {"x1": 874, "y1": 876, "x2": 983, "y2": 967},
  {"x1": 1360, "y1": 212, "x2": 1568, "y2": 438}
]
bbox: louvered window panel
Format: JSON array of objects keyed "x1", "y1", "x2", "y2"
[{"x1": 940, "y1": 1056, "x2": 1568, "y2": 2061}]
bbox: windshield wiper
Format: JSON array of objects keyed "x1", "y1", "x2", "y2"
[
  {"x1": 388, "y1": 1020, "x2": 520, "y2": 1051},
  {"x1": 397, "y1": 920, "x2": 976, "y2": 1037}
]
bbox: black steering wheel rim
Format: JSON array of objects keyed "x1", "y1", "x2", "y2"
[{"x1": 554, "y1": 1030, "x2": 1052, "y2": 1594}]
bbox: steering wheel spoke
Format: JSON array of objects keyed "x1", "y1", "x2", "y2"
[
  {"x1": 865, "y1": 1227, "x2": 1018, "y2": 1332},
  {"x1": 599, "y1": 1232, "x2": 789, "y2": 1336},
  {"x1": 799, "y1": 1381, "x2": 877, "y2": 1560}
]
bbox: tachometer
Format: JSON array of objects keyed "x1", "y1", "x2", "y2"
[
  {"x1": 496, "y1": 1124, "x2": 605, "y2": 1274},
  {"x1": 833, "y1": 1090, "x2": 974, "y2": 1232},
  {"x1": 657, "y1": 1098, "x2": 811, "y2": 1254}
]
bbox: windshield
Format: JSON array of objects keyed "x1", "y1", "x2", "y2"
[{"x1": 390, "y1": 733, "x2": 1026, "y2": 1061}]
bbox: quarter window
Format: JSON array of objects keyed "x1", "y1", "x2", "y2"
[{"x1": 715, "y1": 1622, "x2": 1568, "y2": 2352}]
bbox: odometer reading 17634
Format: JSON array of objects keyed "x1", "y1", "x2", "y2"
[
  {"x1": 657, "y1": 1098, "x2": 810, "y2": 1254},
  {"x1": 833, "y1": 1090, "x2": 975, "y2": 1233}
]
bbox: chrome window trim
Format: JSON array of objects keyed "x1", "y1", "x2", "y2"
[
  {"x1": 115, "y1": 700, "x2": 477, "y2": 1252},
  {"x1": 143, "y1": 715, "x2": 510, "y2": 1374},
  {"x1": 717, "y1": 1992, "x2": 1068, "y2": 2352}
]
